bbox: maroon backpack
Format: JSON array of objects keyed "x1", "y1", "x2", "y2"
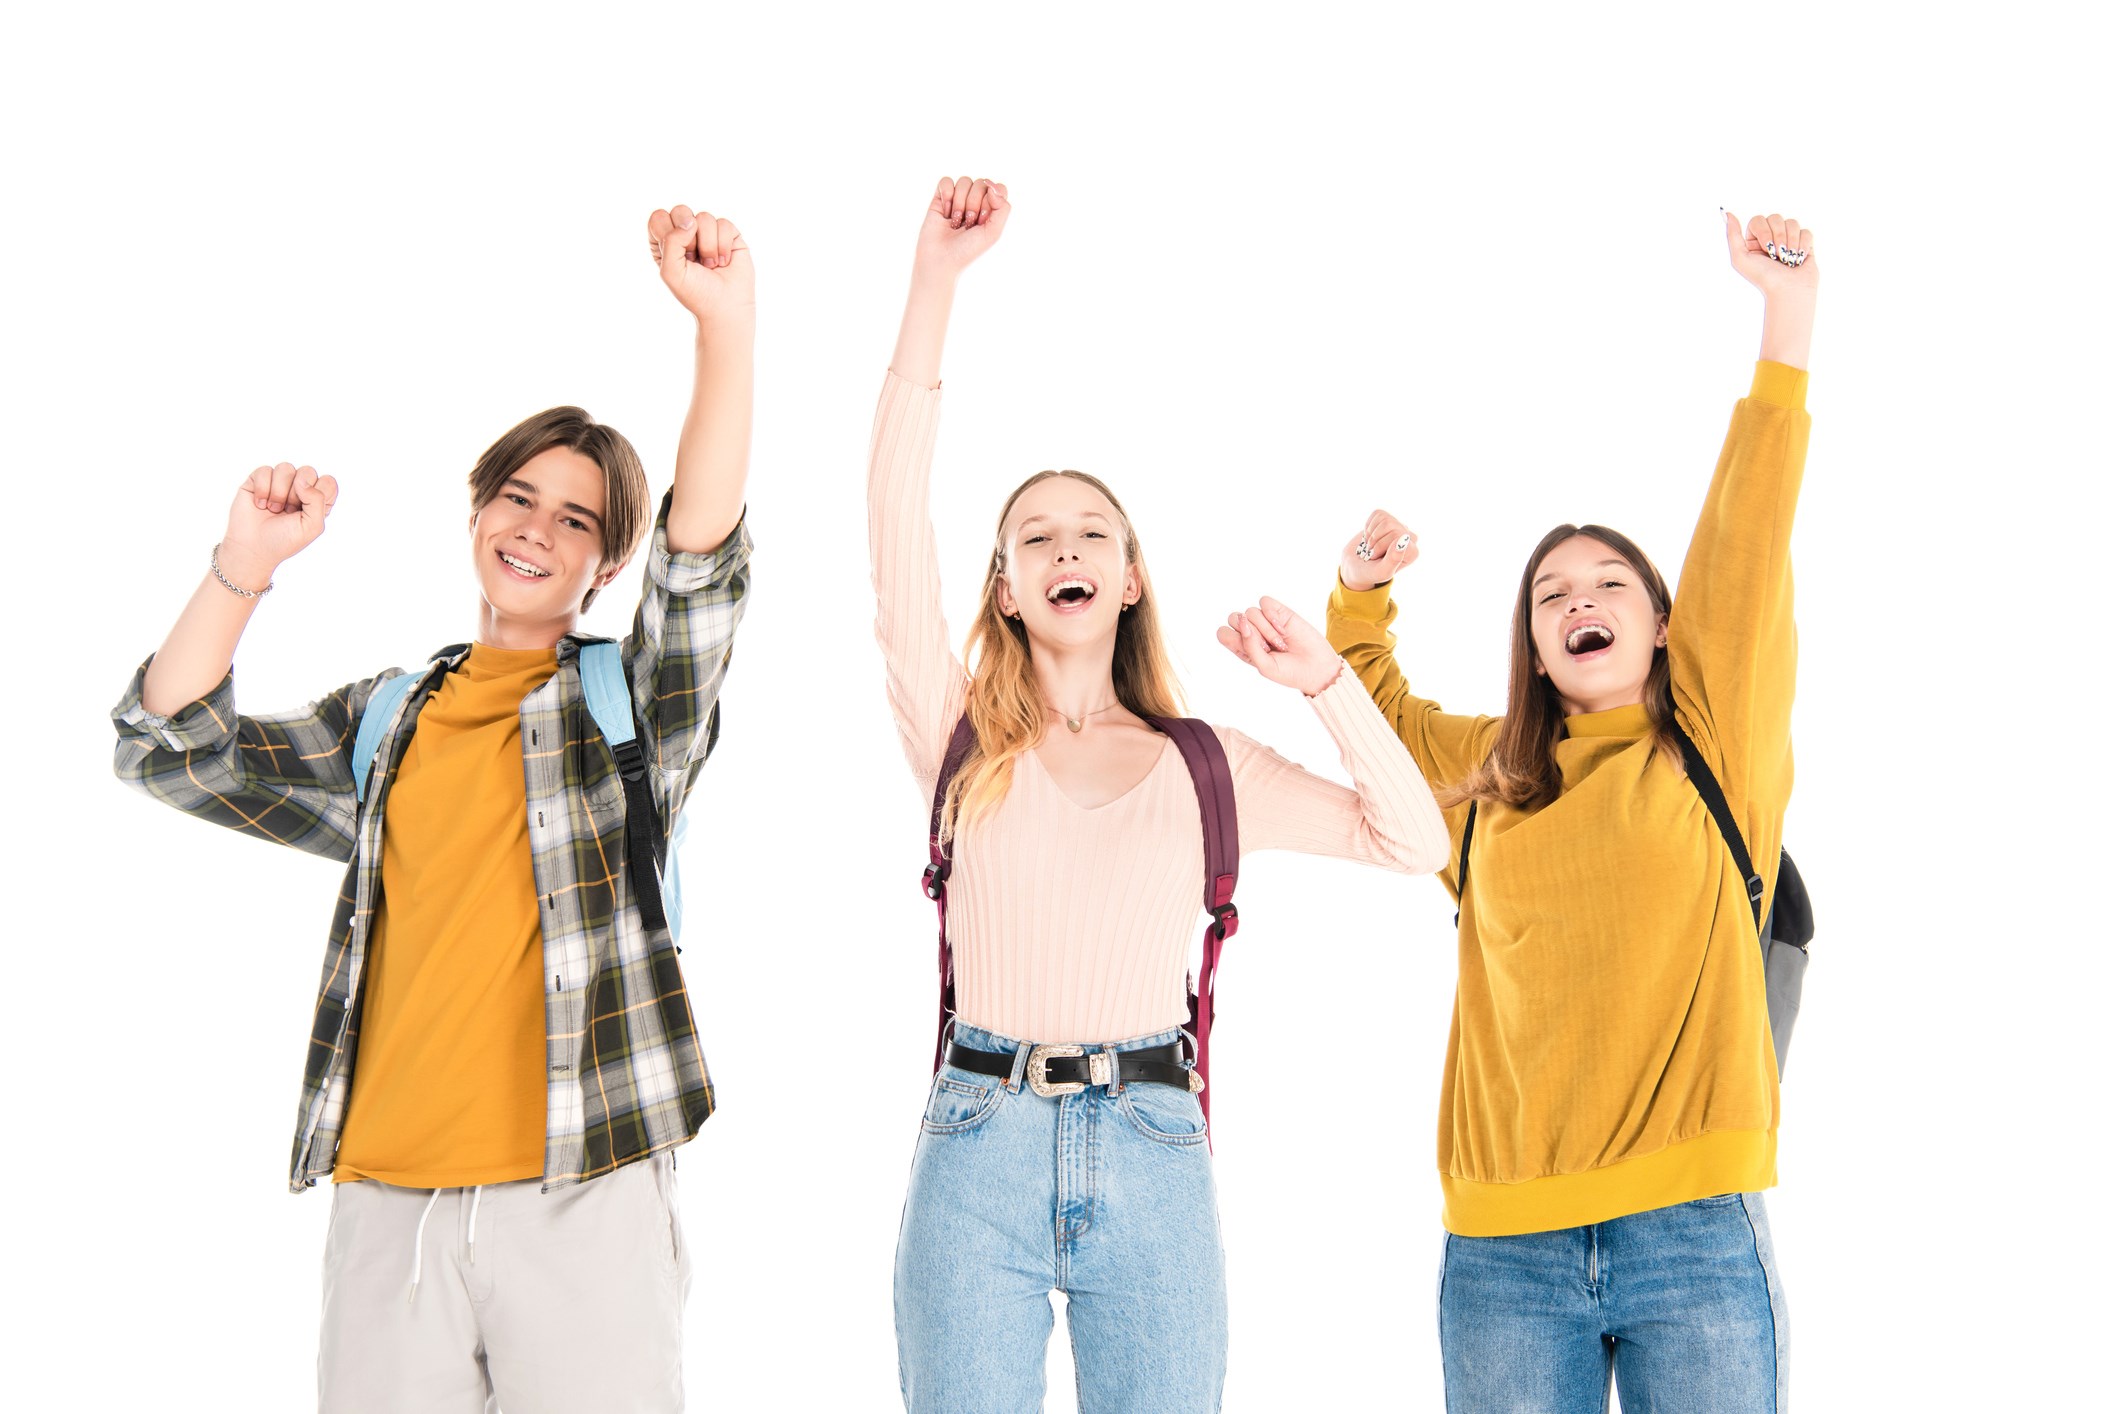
[{"x1": 921, "y1": 715, "x2": 1242, "y2": 1132}]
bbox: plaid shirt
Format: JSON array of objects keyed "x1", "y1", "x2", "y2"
[{"x1": 112, "y1": 503, "x2": 752, "y2": 1193}]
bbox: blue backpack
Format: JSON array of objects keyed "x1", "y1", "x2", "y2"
[{"x1": 350, "y1": 641, "x2": 689, "y2": 939}]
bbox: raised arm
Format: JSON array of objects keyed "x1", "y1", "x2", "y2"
[
  {"x1": 1215, "y1": 597, "x2": 1452, "y2": 872},
  {"x1": 1667, "y1": 212, "x2": 1818, "y2": 825},
  {"x1": 868, "y1": 178, "x2": 1010, "y2": 787},
  {"x1": 623, "y1": 203, "x2": 759, "y2": 779},
  {"x1": 648, "y1": 205, "x2": 755, "y2": 555},
  {"x1": 1323, "y1": 511, "x2": 1495, "y2": 792},
  {"x1": 1731, "y1": 210, "x2": 1818, "y2": 372},
  {"x1": 116, "y1": 461, "x2": 377, "y2": 860},
  {"x1": 139, "y1": 462, "x2": 339, "y2": 718},
  {"x1": 892, "y1": 176, "x2": 1010, "y2": 387}
]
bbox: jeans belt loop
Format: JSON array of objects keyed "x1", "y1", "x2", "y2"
[
  {"x1": 1101, "y1": 1043, "x2": 1124, "y2": 1095},
  {"x1": 1005, "y1": 1041, "x2": 1032, "y2": 1093}
]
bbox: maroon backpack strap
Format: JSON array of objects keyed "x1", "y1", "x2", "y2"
[
  {"x1": 1147, "y1": 716, "x2": 1240, "y2": 1138},
  {"x1": 922, "y1": 717, "x2": 980, "y2": 1072}
]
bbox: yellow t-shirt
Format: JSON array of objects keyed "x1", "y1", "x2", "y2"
[
  {"x1": 1327, "y1": 362, "x2": 1809, "y2": 1237},
  {"x1": 334, "y1": 643, "x2": 559, "y2": 1187}
]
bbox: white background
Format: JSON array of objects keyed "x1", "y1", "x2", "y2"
[{"x1": 6, "y1": 1, "x2": 2109, "y2": 1409}]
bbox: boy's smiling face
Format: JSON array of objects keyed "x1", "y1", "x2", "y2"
[{"x1": 469, "y1": 446, "x2": 617, "y2": 645}]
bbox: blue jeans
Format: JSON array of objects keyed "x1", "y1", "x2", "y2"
[
  {"x1": 894, "y1": 1023, "x2": 1227, "y2": 1413},
  {"x1": 1439, "y1": 1192, "x2": 1789, "y2": 1413}
]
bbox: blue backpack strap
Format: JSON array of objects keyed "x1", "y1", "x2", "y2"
[
  {"x1": 351, "y1": 671, "x2": 422, "y2": 805},
  {"x1": 579, "y1": 642, "x2": 676, "y2": 938},
  {"x1": 577, "y1": 642, "x2": 636, "y2": 752}
]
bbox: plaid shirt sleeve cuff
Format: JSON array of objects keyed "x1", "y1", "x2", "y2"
[
  {"x1": 649, "y1": 500, "x2": 754, "y2": 597},
  {"x1": 111, "y1": 657, "x2": 239, "y2": 753}
]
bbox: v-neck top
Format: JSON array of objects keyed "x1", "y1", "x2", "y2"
[
  {"x1": 868, "y1": 370, "x2": 1452, "y2": 1043},
  {"x1": 1023, "y1": 735, "x2": 1170, "y2": 812}
]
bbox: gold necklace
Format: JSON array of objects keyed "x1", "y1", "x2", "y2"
[{"x1": 1056, "y1": 701, "x2": 1122, "y2": 733}]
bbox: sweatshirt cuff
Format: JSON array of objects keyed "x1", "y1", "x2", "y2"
[
  {"x1": 1749, "y1": 361, "x2": 1808, "y2": 411},
  {"x1": 1329, "y1": 574, "x2": 1396, "y2": 620}
]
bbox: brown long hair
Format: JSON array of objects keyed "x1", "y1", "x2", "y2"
[
  {"x1": 942, "y1": 470, "x2": 1184, "y2": 839},
  {"x1": 467, "y1": 407, "x2": 652, "y2": 611},
  {"x1": 1449, "y1": 523, "x2": 1680, "y2": 810}
]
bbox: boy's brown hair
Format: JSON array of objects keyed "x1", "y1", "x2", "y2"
[{"x1": 468, "y1": 407, "x2": 652, "y2": 610}]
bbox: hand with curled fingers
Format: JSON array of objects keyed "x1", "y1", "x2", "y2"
[
  {"x1": 647, "y1": 205, "x2": 754, "y2": 323},
  {"x1": 1217, "y1": 597, "x2": 1346, "y2": 697},
  {"x1": 913, "y1": 176, "x2": 1010, "y2": 277},
  {"x1": 1339, "y1": 509, "x2": 1419, "y2": 594},
  {"x1": 1724, "y1": 210, "x2": 1819, "y2": 297},
  {"x1": 219, "y1": 462, "x2": 339, "y2": 588}
]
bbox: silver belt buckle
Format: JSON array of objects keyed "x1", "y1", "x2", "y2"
[{"x1": 1028, "y1": 1043, "x2": 1089, "y2": 1097}]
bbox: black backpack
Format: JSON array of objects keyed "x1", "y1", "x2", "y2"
[{"x1": 1455, "y1": 725, "x2": 1813, "y2": 1076}]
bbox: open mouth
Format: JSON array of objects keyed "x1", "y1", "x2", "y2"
[
  {"x1": 1564, "y1": 623, "x2": 1615, "y2": 657},
  {"x1": 498, "y1": 550, "x2": 552, "y2": 580},
  {"x1": 1045, "y1": 578, "x2": 1097, "y2": 610}
]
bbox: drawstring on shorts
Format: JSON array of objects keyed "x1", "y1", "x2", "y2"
[
  {"x1": 406, "y1": 1189, "x2": 443, "y2": 1304},
  {"x1": 405, "y1": 1185, "x2": 485, "y2": 1303}
]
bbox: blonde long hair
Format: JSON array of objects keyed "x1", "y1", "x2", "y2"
[{"x1": 941, "y1": 470, "x2": 1184, "y2": 840}]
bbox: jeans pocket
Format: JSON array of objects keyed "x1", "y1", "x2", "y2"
[
  {"x1": 1685, "y1": 1192, "x2": 1744, "y2": 1209},
  {"x1": 1119, "y1": 1083, "x2": 1208, "y2": 1146},
  {"x1": 920, "y1": 1073, "x2": 1005, "y2": 1135}
]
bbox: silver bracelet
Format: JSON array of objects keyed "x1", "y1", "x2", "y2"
[{"x1": 210, "y1": 542, "x2": 274, "y2": 599}]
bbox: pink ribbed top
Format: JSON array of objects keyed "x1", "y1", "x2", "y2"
[{"x1": 868, "y1": 370, "x2": 1450, "y2": 1043}]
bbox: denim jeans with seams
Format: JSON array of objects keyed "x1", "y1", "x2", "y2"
[
  {"x1": 894, "y1": 1023, "x2": 1227, "y2": 1414},
  {"x1": 1438, "y1": 1190, "x2": 1789, "y2": 1412}
]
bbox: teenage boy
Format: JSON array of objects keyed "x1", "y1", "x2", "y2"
[{"x1": 110, "y1": 205, "x2": 754, "y2": 1412}]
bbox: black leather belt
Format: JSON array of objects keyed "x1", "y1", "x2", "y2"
[{"x1": 945, "y1": 1041, "x2": 1198, "y2": 1098}]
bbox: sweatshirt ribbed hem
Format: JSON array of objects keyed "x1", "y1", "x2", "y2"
[{"x1": 1440, "y1": 1128, "x2": 1777, "y2": 1237}]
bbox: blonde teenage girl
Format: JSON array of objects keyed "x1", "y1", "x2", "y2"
[{"x1": 870, "y1": 176, "x2": 1452, "y2": 1414}]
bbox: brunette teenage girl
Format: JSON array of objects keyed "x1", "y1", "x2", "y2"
[
  {"x1": 869, "y1": 177, "x2": 1452, "y2": 1414},
  {"x1": 1327, "y1": 211, "x2": 1820, "y2": 1413}
]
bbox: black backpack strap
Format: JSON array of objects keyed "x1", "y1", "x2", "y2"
[
  {"x1": 1453, "y1": 799, "x2": 1478, "y2": 928},
  {"x1": 1673, "y1": 726, "x2": 1764, "y2": 930},
  {"x1": 607, "y1": 736, "x2": 669, "y2": 935},
  {"x1": 922, "y1": 717, "x2": 981, "y2": 1072},
  {"x1": 578, "y1": 641, "x2": 678, "y2": 937}
]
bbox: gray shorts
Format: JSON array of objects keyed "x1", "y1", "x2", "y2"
[{"x1": 318, "y1": 1153, "x2": 690, "y2": 1413}]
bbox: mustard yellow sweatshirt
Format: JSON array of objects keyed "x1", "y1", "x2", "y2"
[{"x1": 1327, "y1": 362, "x2": 1808, "y2": 1237}]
